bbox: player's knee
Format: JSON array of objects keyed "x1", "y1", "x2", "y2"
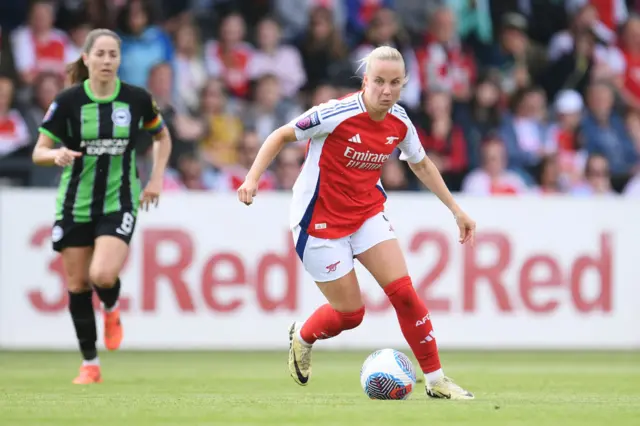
[
  {"x1": 67, "y1": 279, "x2": 91, "y2": 293},
  {"x1": 384, "y1": 276, "x2": 419, "y2": 309},
  {"x1": 339, "y1": 305, "x2": 365, "y2": 330},
  {"x1": 89, "y1": 267, "x2": 119, "y2": 288}
]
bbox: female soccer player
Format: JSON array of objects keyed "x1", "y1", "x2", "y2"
[
  {"x1": 32, "y1": 29, "x2": 171, "y2": 384},
  {"x1": 238, "y1": 46, "x2": 476, "y2": 400}
]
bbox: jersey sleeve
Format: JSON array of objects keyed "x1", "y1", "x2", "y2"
[
  {"x1": 397, "y1": 121, "x2": 426, "y2": 164},
  {"x1": 140, "y1": 90, "x2": 165, "y2": 135},
  {"x1": 38, "y1": 95, "x2": 68, "y2": 144},
  {"x1": 287, "y1": 106, "x2": 332, "y2": 141}
]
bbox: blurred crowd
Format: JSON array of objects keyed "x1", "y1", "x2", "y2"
[{"x1": 2, "y1": 0, "x2": 640, "y2": 197}]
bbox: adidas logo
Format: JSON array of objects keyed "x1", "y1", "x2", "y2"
[{"x1": 348, "y1": 134, "x2": 362, "y2": 143}]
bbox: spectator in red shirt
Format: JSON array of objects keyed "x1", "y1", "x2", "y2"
[
  {"x1": 11, "y1": 1, "x2": 74, "y2": 86},
  {"x1": 0, "y1": 76, "x2": 30, "y2": 158},
  {"x1": 413, "y1": 89, "x2": 468, "y2": 190},
  {"x1": 204, "y1": 13, "x2": 254, "y2": 99},
  {"x1": 620, "y1": 15, "x2": 640, "y2": 110},
  {"x1": 414, "y1": 6, "x2": 476, "y2": 102}
]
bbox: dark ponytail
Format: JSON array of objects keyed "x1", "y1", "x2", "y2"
[
  {"x1": 65, "y1": 28, "x2": 121, "y2": 86},
  {"x1": 66, "y1": 57, "x2": 89, "y2": 86}
]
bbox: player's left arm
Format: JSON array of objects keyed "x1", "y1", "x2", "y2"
[
  {"x1": 141, "y1": 91, "x2": 172, "y2": 208},
  {"x1": 142, "y1": 93, "x2": 171, "y2": 182},
  {"x1": 398, "y1": 121, "x2": 476, "y2": 244}
]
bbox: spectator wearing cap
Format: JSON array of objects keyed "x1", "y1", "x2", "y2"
[
  {"x1": 544, "y1": 90, "x2": 588, "y2": 190},
  {"x1": 481, "y1": 13, "x2": 546, "y2": 96}
]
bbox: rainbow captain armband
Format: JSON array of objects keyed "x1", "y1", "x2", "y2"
[{"x1": 143, "y1": 114, "x2": 165, "y2": 135}]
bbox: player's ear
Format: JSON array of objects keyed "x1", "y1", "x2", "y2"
[
  {"x1": 362, "y1": 73, "x2": 368, "y2": 89},
  {"x1": 82, "y1": 52, "x2": 89, "y2": 67}
]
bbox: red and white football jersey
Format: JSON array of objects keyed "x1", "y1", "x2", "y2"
[
  {"x1": 288, "y1": 91, "x2": 425, "y2": 240},
  {"x1": 11, "y1": 26, "x2": 74, "y2": 77}
]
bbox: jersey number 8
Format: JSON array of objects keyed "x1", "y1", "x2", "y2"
[{"x1": 116, "y1": 212, "x2": 135, "y2": 236}]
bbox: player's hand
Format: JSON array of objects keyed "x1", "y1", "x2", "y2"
[
  {"x1": 237, "y1": 178, "x2": 258, "y2": 206},
  {"x1": 454, "y1": 210, "x2": 476, "y2": 245},
  {"x1": 140, "y1": 177, "x2": 162, "y2": 211},
  {"x1": 54, "y1": 148, "x2": 82, "y2": 167}
]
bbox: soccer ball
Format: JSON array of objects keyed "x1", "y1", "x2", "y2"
[{"x1": 360, "y1": 348, "x2": 417, "y2": 400}]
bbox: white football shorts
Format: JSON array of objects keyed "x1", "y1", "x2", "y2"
[{"x1": 292, "y1": 211, "x2": 397, "y2": 282}]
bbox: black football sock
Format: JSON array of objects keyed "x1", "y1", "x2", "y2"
[
  {"x1": 68, "y1": 290, "x2": 97, "y2": 361},
  {"x1": 94, "y1": 278, "x2": 121, "y2": 310}
]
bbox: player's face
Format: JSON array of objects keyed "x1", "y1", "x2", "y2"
[
  {"x1": 85, "y1": 35, "x2": 121, "y2": 83},
  {"x1": 364, "y1": 59, "x2": 405, "y2": 111}
]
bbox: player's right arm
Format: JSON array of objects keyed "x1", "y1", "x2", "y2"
[
  {"x1": 32, "y1": 96, "x2": 82, "y2": 167},
  {"x1": 238, "y1": 106, "x2": 329, "y2": 205}
]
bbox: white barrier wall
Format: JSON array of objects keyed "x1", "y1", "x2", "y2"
[{"x1": 1, "y1": 189, "x2": 639, "y2": 350}]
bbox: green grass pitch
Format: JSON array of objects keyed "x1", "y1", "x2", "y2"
[{"x1": 1, "y1": 350, "x2": 639, "y2": 425}]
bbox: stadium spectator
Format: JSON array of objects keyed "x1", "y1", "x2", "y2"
[
  {"x1": 24, "y1": 72, "x2": 63, "y2": 139},
  {"x1": 544, "y1": 89, "x2": 588, "y2": 191},
  {"x1": 571, "y1": 152, "x2": 616, "y2": 195},
  {"x1": 344, "y1": 0, "x2": 394, "y2": 47},
  {"x1": 0, "y1": 76, "x2": 30, "y2": 158},
  {"x1": 534, "y1": 154, "x2": 564, "y2": 194},
  {"x1": 499, "y1": 85, "x2": 548, "y2": 174},
  {"x1": 415, "y1": 6, "x2": 477, "y2": 102},
  {"x1": 297, "y1": 6, "x2": 349, "y2": 92},
  {"x1": 198, "y1": 78, "x2": 244, "y2": 169},
  {"x1": 461, "y1": 135, "x2": 529, "y2": 195},
  {"x1": 173, "y1": 23, "x2": 207, "y2": 114},
  {"x1": 116, "y1": 0, "x2": 173, "y2": 89},
  {"x1": 482, "y1": 13, "x2": 547, "y2": 96},
  {"x1": 273, "y1": 0, "x2": 347, "y2": 42},
  {"x1": 273, "y1": 145, "x2": 304, "y2": 190},
  {"x1": 620, "y1": 14, "x2": 640, "y2": 110},
  {"x1": 413, "y1": 89, "x2": 468, "y2": 190},
  {"x1": 455, "y1": 72, "x2": 503, "y2": 169},
  {"x1": 248, "y1": 17, "x2": 306, "y2": 100},
  {"x1": 241, "y1": 74, "x2": 302, "y2": 143},
  {"x1": 204, "y1": 13, "x2": 254, "y2": 99},
  {"x1": 380, "y1": 156, "x2": 411, "y2": 191},
  {"x1": 217, "y1": 130, "x2": 277, "y2": 191},
  {"x1": 580, "y1": 81, "x2": 637, "y2": 181},
  {"x1": 2, "y1": 0, "x2": 639, "y2": 197},
  {"x1": 11, "y1": 1, "x2": 74, "y2": 86}
]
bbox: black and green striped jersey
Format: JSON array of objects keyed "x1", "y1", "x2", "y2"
[{"x1": 39, "y1": 79, "x2": 165, "y2": 222}]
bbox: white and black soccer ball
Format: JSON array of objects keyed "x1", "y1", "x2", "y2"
[{"x1": 360, "y1": 348, "x2": 417, "y2": 400}]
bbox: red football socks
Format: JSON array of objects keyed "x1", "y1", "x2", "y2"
[
  {"x1": 300, "y1": 304, "x2": 365, "y2": 344},
  {"x1": 384, "y1": 276, "x2": 442, "y2": 374}
]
